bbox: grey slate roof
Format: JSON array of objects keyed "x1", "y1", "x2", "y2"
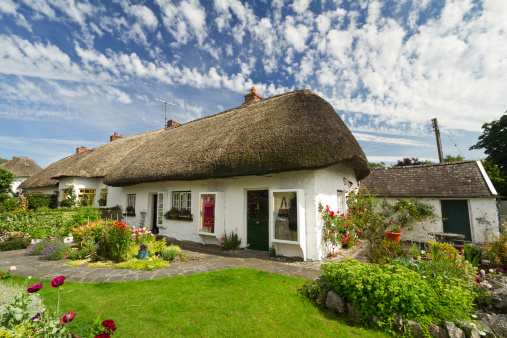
[{"x1": 360, "y1": 161, "x2": 496, "y2": 198}]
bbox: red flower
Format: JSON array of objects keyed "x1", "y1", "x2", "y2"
[
  {"x1": 329, "y1": 211, "x2": 335, "y2": 216},
  {"x1": 61, "y1": 312, "x2": 76, "y2": 324},
  {"x1": 102, "y1": 319, "x2": 117, "y2": 331},
  {"x1": 27, "y1": 283, "x2": 43, "y2": 294},
  {"x1": 51, "y1": 276, "x2": 66, "y2": 288},
  {"x1": 95, "y1": 334, "x2": 111, "y2": 338}
]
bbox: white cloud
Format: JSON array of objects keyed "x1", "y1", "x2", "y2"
[
  {"x1": 292, "y1": 0, "x2": 312, "y2": 14},
  {"x1": 354, "y1": 133, "x2": 430, "y2": 147},
  {"x1": 157, "y1": 0, "x2": 207, "y2": 46},
  {"x1": 284, "y1": 17, "x2": 310, "y2": 52}
]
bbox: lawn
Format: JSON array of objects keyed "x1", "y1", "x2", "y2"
[{"x1": 2, "y1": 268, "x2": 388, "y2": 338}]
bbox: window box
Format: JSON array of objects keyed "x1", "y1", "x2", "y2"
[
  {"x1": 166, "y1": 216, "x2": 193, "y2": 221},
  {"x1": 124, "y1": 213, "x2": 136, "y2": 217}
]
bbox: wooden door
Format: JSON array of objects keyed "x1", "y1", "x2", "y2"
[
  {"x1": 247, "y1": 190, "x2": 269, "y2": 251},
  {"x1": 441, "y1": 200, "x2": 472, "y2": 241}
]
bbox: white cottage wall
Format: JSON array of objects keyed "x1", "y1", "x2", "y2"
[
  {"x1": 381, "y1": 197, "x2": 499, "y2": 244},
  {"x1": 58, "y1": 177, "x2": 104, "y2": 206},
  {"x1": 108, "y1": 164, "x2": 356, "y2": 260},
  {"x1": 24, "y1": 186, "x2": 56, "y2": 195}
]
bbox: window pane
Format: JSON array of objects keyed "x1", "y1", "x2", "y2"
[{"x1": 274, "y1": 191, "x2": 297, "y2": 241}]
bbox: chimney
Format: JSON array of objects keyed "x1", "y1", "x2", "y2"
[
  {"x1": 244, "y1": 87, "x2": 263, "y2": 104},
  {"x1": 167, "y1": 119, "x2": 181, "y2": 128},
  {"x1": 110, "y1": 132, "x2": 124, "y2": 142},
  {"x1": 76, "y1": 147, "x2": 89, "y2": 154}
]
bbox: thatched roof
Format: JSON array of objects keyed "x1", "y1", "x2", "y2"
[
  {"x1": 52, "y1": 130, "x2": 163, "y2": 179},
  {"x1": 0, "y1": 157, "x2": 42, "y2": 177},
  {"x1": 18, "y1": 151, "x2": 94, "y2": 189},
  {"x1": 104, "y1": 89, "x2": 370, "y2": 187},
  {"x1": 361, "y1": 161, "x2": 496, "y2": 198}
]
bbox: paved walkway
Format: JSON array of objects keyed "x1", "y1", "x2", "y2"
[{"x1": 0, "y1": 240, "x2": 370, "y2": 283}]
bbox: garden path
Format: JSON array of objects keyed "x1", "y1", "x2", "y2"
[{"x1": 0, "y1": 239, "x2": 370, "y2": 283}]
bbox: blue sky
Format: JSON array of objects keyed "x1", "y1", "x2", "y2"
[{"x1": 0, "y1": 0, "x2": 505, "y2": 168}]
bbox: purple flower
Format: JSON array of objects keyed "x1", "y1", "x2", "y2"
[
  {"x1": 31, "y1": 313, "x2": 41, "y2": 321},
  {"x1": 140, "y1": 244, "x2": 147, "y2": 251},
  {"x1": 51, "y1": 276, "x2": 66, "y2": 288},
  {"x1": 61, "y1": 312, "x2": 76, "y2": 324},
  {"x1": 500, "y1": 269, "x2": 504, "y2": 273},
  {"x1": 476, "y1": 278, "x2": 482, "y2": 283}
]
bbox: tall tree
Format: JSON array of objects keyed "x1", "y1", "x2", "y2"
[
  {"x1": 444, "y1": 154, "x2": 465, "y2": 163},
  {"x1": 394, "y1": 157, "x2": 431, "y2": 166},
  {"x1": 482, "y1": 161, "x2": 507, "y2": 198},
  {"x1": 470, "y1": 114, "x2": 507, "y2": 169},
  {"x1": 0, "y1": 167, "x2": 14, "y2": 202}
]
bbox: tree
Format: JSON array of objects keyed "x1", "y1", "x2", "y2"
[
  {"x1": 470, "y1": 114, "x2": 507, "y2": 170},
  {"x1": 394, "y1": 157, "x2": 431, "y2": 166},
  {"x1": 0, "y1": 167, "x2": 14, "y2": 202},
  {"x1": 369, "y1": 162, "x2": 386, "y2": 168},
  {"x1": 444, "y1": 154, "x2": 465, "y2": 163},
  {"x1": 482, "y1": 161, "x2": 507, "y2": 198}
]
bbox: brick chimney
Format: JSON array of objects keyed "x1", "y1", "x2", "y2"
[
  {"x1": 110, "y1": 132, "x2": 124, "y2": 142},
  {"x1": 167, "y1": 119, "x2": 181, "y2": 128},
  {"x1": 76, "y1": 147, "x2": 89, "y2": 154},
  {"x1": 244, "y1": 87, "x2": 263, "y2": 103}
]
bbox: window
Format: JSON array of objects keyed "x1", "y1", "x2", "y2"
[
  {"x1": 78, "y1": 189, "x2": 95, "y2": 206},
  {"x1": 273, "y1": 191, "x2": 298, "y2": 241},
  {"x1": 337, "y1": 190, "x2": 345, "y2": 214},
  {"x1": 199, "y1": 193, "x2": 215, "y2": 233},
  {"x1": 157, "y1": 192, "x2": 164, "y2": 226},
  {"x1": 127, "y1": 194, "x2": 136, "y2": 215},
  {"x1": 99, "y1": 189, "x2": 108, "y2": 206},
  {"x1": 172, "y1": 191, "x2": 191, "y2": 214}
]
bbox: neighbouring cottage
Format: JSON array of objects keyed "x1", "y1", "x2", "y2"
[
  {"x1": 20, "y1": 89, "x2": 370, "y2": 260},
  {"x1": 361, "y1": 161, "x2": 500, "y2": 243},
  {"x1": 0, "y1": 157, "x2": 42, "y2": 194}
]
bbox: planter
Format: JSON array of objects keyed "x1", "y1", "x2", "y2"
[
  {"x1": 385, "y1": 231, "x2": 401, "y2": 243},
  {"x1": 138, "y1": 250, "x2": 150, "y2": 260},
  {"x1": 166, "y1": 216, "x2": 193, "y2": 221}
]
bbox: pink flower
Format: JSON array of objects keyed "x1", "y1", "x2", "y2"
[
  {"x1": 27, "y1": 283, "x2": 43, "y2": 294},
  {"x1": 329, "y1": 211, "x2": 335, "y2": 217},
  {"x1": 476, "y1": 278, "x2": 481, "y2": 283},
  {"x1": 51, "y1": 276, "x2": 66, "y2": 288},
  {"x1": 61, "y1": 312, "x2": 76, "y2": 324}
]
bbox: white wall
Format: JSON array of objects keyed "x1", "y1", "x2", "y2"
[
  {"x1": 58, "y1": 177, "x2": 106, "y2": 206},
  {"x1": 11, "y1": 177, "x2": 29, "y2": 194},
  {"x1": 382, "y1": 197, "x2": 499, "y2": 244},
  {"x1": 104, "y1": 164, "x2": 355, "y2": 260}
]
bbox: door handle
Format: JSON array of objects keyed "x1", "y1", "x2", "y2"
[{"x1": 256, "y1": 221, "x2": 259, "y2": 224}]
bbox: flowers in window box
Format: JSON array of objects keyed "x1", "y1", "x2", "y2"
[{"x1": 126, "y1": 206, "x2": 135, "y2": 215}]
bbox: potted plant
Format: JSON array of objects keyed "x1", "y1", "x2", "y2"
[
  {"x1": 98, "y1": 197, "x2": 107, "y2": 206},
  {"x1": 138, "y1": 244, "x2": 150, "y2": 260},
  {"x1": 385, "y1": 222, "x2": 402, "y2": 243},
  {"x1": 126, "y1": 206, "x2": 135, "y2": 216}
]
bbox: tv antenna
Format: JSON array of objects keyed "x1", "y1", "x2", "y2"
[{"x1": 153, "y1": 97, "x2": 176, "y2": 128}]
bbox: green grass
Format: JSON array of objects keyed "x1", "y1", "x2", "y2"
[{"x1": 1, "y1": 268, "x2": 388, "y2": 338}]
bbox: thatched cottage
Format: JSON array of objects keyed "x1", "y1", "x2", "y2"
[
  {"x1": 361, "y1": 161, "x2": 500, "y2": 243},
  {"x1": 21, "y1": 89, "x2": 370, "y2": 260},
  {"x1": 0, "y1": 157, "x2": 42, "y2": 194}
]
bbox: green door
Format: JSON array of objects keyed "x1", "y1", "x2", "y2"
[
  {"x1": 247, "y1": 190, "x2": 269, "y2": 251},
  {"x1": 441, "y1": 200, "x2": 472, "y2": 241}
]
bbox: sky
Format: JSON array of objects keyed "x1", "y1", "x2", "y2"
[{"x1": 0, "y1": 0, "x2": 506, "y2": 168}]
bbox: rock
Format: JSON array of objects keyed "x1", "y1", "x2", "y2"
[
  {"x1": 475, "y1": 312, "x2": 507, "y2": 338},
  {"x1": 347, "y1": 302, "x2": 361, "y2": 324},
  {"x1": 370, "y1": 314, "x2": 382, "y2": 328},
  {"x1": 456, "y1": 320, "x2": 480, "y2": 338},
  {"x1": 391, "y1": 313, "x2": 404, "y2": 335},
  {"x1": 307, "y1": 277, "x2": 326, "y2": 293},
  {"x1": 325, "y1": 290, "x2": 347, "y2": 314},
  {"x1": 428, "y1": 323, "x2": 447, "y2": 338},
  {"x1": 316, "y1": 287, "x2": 330, "y2": 306},
  {"x1": 406, "y1": 320, "x2": 424, "y2": 338},
  {"x1": 442, "y1": 321, "x2": 465, "y2": 338}
]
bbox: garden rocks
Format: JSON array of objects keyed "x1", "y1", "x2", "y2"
[
  {"x1": 441, "y1": 321, "x2": 465, "y2": 338},
  {"x1": 429, "y1": 323, "x2": 448, "y2": 338},
  {"x1": 325, "y1": 290, "x2": 347, "y2": 314},
  {"x1": 489, "y1": 276, "x2": 507, "y2": 313},
  {"x1": 316, "y1": 286, "x2": 330, "y2": 306},
  {"x1": 406, "y1": 320, "x2": 424, "y2": 338},
  {"x1": 475, "y1": 312, "x2": 507, "y2": 338},
  {"x1": 392, "y1": 313, "x2": 404, "y2": 334},
  {"x1": 456, "y1": 319, "x2": 481, "y2": 338},
  {"x1": 347, "y1": 303, "x2": 361, "y2": 324}
]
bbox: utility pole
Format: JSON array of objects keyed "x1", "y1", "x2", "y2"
[
  {"x1": 153, "y1": 97, "x2": 176, "y2": 128},
  {"x1": 431, "y1": 118, "x2": 444, "y2": 163}
]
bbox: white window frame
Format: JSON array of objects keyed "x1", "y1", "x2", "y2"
[
  {"x1": 127, "y1": 194, "x2": 136, "y2": 214},
  {"x1": 172, "y1": 191, "x2": 191, "y2": 213},
  {"x1": 337, "y1": 190, "x2": 346, "y2": 214},
  {"x1": 157, "y1": 192, "x2": 165, "y2": 227}
]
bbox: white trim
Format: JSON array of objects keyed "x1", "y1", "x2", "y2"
[{"x1": 476, "y1": 161, "x2": 498, "y2": 195}]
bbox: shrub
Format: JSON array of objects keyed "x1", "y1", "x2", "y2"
[
  {"x1": 483, "y1": 234, "x2": 507, "y2": 269},
  {"x1": 40, "y1": 242, "x2": 69, "y2": 260},
  {"x1": 160, "y1": 245, "x2": 182, "y2": 261},
  {"x1": 366, "y1": 239, "x2": 408, "y2": 264},
  {"x1": 65, "y1": 247, "x2": 91, "y2": 260},
  {"x1": 463, "y1": 243, "x2": 483, "y2": 267},
  {"x1": 115, "y1": 257, "x2": 169, "y2": 270},
  {"x1": 0, "y1": 237, "x2": 31, "y2": 252},
  {"x1": 0, "y1": 198, "x2": 17, "y2": 213},
  {"x1": 69, "y1": 207, "x2": 101, "y2": 228},
  {"x1": 25, "y1": 193, "x2": 51, "y2": 210},
  {"x1": 71, "y1": 220, "x2": 108, "y2": 246},
  {"x1": 426, "y1": 241, "x2": 458, "y2": 260},
  {"x1": 25, "y1": 238, "x2": 54, "y2": 256},
  {"x1": 103, "y1": 222, "x2": 132, "y2": 262},
  {"x1": 219, "y1": 230, "x2": 242, "y2": 250},
  {"x1": 321, "y1": 259, "x2": 474, "y2": 325},
  {"x1": 0, "y1": 210, "x2": 78, "y2": 239}
]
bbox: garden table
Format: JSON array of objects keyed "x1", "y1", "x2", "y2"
[{"x1": 428, "y1": 232, "x2": 466, "y2": 245}]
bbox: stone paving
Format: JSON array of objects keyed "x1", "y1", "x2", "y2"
[{"x1": 0, "y1": 239, "x2": 370, "y2": 283}]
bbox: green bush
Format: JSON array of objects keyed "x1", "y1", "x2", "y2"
[
  {"x1": 40, "y1": 242, "x2": 69, "y2": 260},
  {"x1": 69, "y1": 207, "x2": 101, "y2": 228},
  {"x1": 115, "y1": 257, "x2": 169, "y2": 270},
  {"x1": 0, "y1": 237, "x2": 31, "y2": 252},
  {"x1": 65, "y1": 247, "x2": 91, "y2": 260},
  {"x1": 0, "y1": 198, "x2": 17, "y2": 213},
  {"x1": 25, "y1": 238, "x2": 54, "y2": 256},
  {"x1": 321, "y1": 260, "x2": 474, "y2": 325},
  {"x1": 25, "y1": 193, "x2": 51, "y2": 210},
  {"x1": 0, "y1": 210, "x2": 77, "y2": 239},
  {"x1": 219, "y1": 230, "x2": 242, "y2": 250},
  {"x1": 160, "y1": 245, "x2": 182, "y2": 261},
  {"x1": 366, "y1": 239, "x2": 408, "y2": 264}
]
